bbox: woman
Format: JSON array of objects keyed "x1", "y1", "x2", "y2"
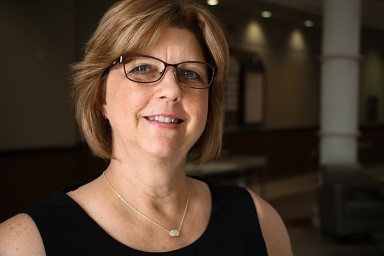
[{"x1": 0, "y1": 0, "x2": 292, "y2": 255}]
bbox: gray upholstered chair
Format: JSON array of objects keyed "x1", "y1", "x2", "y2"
[{"x1": 318, "y1": 165, "x2": 384, "y2": 237}]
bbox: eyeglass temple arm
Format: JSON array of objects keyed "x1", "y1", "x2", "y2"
[{"x1": 111, "y1": 56, "x2": 124, "y2": 66}]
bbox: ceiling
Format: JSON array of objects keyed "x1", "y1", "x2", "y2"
[
  {"x1": 204, "y1": 0, "x2": 384, "y2": 31},
  {"x1": 260, "y1": 0, "x2": 384, "y2": 31}
]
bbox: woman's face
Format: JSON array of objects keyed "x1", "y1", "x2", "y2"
[{"x1": 103, "y1": 28, "x2": 209, "y2": 161}]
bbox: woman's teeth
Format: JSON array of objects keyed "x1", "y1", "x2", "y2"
[{"x1": 147, "y1": 116, "x2": 180, "y2": 124}]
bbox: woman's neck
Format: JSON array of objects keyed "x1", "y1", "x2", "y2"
[{"x1": 105, "y1": 156, "x2": 188, "y2": 201}]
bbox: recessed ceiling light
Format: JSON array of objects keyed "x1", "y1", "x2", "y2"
[
  {"x1": 261, "y1": 11, "x2": 272, "y2": 18},
  {"x1": 304, "y1": 20, "x2": 314, "y2": 27},
  {"x1": 207, "y1": 0, "x2": 219, "y2": 5}
]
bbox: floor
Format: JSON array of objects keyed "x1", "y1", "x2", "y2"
[{"x1": 251, "y1": 172, "x2": 384, "y2": 256}]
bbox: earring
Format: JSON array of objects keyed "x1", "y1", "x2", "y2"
[{"x1": 103, "y1": 113, "x2": 107, "y2": 119}]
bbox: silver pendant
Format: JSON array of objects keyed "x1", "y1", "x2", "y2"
[{"x1": 169, "y1": 230, "x2": 180, "y2": 237}]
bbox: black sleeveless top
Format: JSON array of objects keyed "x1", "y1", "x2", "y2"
[{"x1": 23, "y1": 182, "x2": 268, "y2": 255}]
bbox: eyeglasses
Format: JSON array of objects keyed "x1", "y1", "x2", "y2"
[{"x1": 111, "y1": 55, "x2": 217, "y2": 89}]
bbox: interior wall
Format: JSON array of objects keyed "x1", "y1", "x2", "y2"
[
  {"x1": 211, "y1": 4, "x2": 384, "y2": 130},
  {"x1": 212, "y1": 6, "x2": 322, "y2": 130},
  {"x1": 360, "y1": 28, "x2": 384, "y2": 124},
  {"x1": 0, "y1": 0, "x2": 76, "y2": 151},
  {"x1": 0, "y1": 0, "x2": 118, "y2": 151}
]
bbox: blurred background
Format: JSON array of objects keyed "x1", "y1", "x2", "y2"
[{"x1": 1, "y1": 0, "x2": 384, "y2": 255}]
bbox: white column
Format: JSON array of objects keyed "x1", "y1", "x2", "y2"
[{"x1": 319, "y1": 0, "x2": 361, "y2": 166}]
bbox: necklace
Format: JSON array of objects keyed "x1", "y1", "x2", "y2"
[{"x1": 103, "y1": 172, "x2": 190, "y2": 237}]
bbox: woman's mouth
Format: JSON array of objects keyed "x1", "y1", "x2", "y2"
[{"x1": 145, "y1": 115, "x2": 184, "y2": 124}]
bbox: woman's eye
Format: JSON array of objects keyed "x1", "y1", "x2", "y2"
[
  {"x1": 181, "y1": 70, "x2": 200, "y2": 79},
  {"x1": 132, "y1": 65, "x2": 150, "y2": 73}
]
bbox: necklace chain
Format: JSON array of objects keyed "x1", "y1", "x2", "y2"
[{"x1": 103, "y1": 172, "x2": 190, "y2": 237}]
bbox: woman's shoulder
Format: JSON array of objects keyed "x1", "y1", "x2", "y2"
[
  {"x1": 246, "y1": 189, "x2": 293, "y2": 256},
  {"x1": 0, "y1": 213, "x2": 45, "y2": 255}
]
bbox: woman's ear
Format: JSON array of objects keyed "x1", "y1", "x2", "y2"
[{"x1": 102, "y1": 104, "x2": 108, "y2": 119}]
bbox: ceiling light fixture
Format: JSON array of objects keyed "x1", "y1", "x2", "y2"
[
  {"x1": 207, "y1": 0, "x2": 219, "y2": 5},
  {"x1": 304, "y1": 20, "x2": 314, "y2": 27},
  {"x1": 261, "y1": 11, "x2": 272, "y2": 18}
]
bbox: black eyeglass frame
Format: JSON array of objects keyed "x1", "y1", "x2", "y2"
[{"x1": 110, "y1": 55, "x2": 218, "y2": 89}]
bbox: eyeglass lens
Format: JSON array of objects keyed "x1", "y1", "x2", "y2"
[{"x1": 122, "y1": 56, "x2": 214, "y2": 88}]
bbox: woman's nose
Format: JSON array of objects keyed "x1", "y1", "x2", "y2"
[{"x1": 156, "y1": 67, "x2": 182, "y2": 102}]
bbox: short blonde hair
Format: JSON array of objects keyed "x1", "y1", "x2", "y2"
[{"x1": 72, "y1": 0, "x2": 229, "y2": 164}]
